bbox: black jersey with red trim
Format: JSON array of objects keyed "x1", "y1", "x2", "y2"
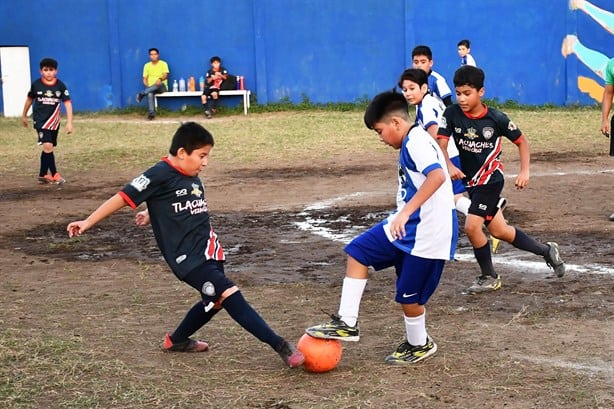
[
  {"x1": 27, "y1": 78, "x2": 70, "y2": 131},
  {"x1": 438, "y1": 104, "x2": 523, "y2": 187},
  {"x1": 119, "y1": 157, "x2": 225, "y2": 280}
]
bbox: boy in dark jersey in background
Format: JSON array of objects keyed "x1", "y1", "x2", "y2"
[
  {"x1": 67, "y1": 122, "x2": 304, "y2": 368},
  {"x1": 22, "y1": 57, "x2": 73, "y2": 184},
  {"x1": 437, "y1": 66, "x2": 566, "y2": 293}
]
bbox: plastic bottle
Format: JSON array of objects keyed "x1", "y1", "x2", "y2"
[
  {"x1": 236, "y1": 75, "x2": 241, "y2": 90},
  {"x1": 172, "y1": 80, "x2": 179, "y2": 92},
  {"x1": 199, "y1": 76, "x2": 205, "y2": 91},
  {"x1": 179, "y1": 77, "x2": 186, "y2": 92},
  {"x1": 188, "y1": 76, "x2": 195, "y2": 92}
]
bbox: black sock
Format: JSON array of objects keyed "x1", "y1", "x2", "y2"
[
  {"x1": 40, "y1": 151, "x2": 50, "y2": 176},
  {"x1": 202, "y1": 103, "x2": 208, "y2": 111},
  {"x1": 211, "y1": 99, "x2": 217, "y2": 110},
  {"x1": 473, "y1": 243, "x2": 497, "y2": 278},
  {"x1": 511, "y1": 228, "x2": 549, "y2": 256},
  {"x1": 222, "y1": 291, "x2": 283, "y2": 350},
  {"x1": 48, "y1": 151, "x2": 57, "y2": 175},
  {"x1": 171, "y1": 301, "x2": 219, "y2": 343}
]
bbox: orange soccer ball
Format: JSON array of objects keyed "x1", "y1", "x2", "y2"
[{"x1": 297, "y1": 333, "x2": 343, "y2": 373}]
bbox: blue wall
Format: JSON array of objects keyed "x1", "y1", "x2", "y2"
[{"x1": 0, "y1": 0, "x2": 610, "y2": 113}]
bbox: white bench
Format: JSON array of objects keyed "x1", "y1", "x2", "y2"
[{"x1": 154, "y1": 90, "x2": 252, "y2": 115}]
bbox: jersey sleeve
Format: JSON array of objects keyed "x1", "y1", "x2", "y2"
[
  {"x1": 119, "y1": 164, "x2": 163, "y2": 209},
  {"x1": 420, "y1": 95, "x2": 444, "y2": 130},
  {"x1": 436, "y1": 106, "x2": 454, "y2": 139},
  {"x1": 494, "y1": 110, "x2": 523, "y2": 143},
  {"x1": 58, "y1": 80, "x2": 71, "y2": 102},
  {"x1": 406, "y1": 129, "x2": 443, "y2": 176}
]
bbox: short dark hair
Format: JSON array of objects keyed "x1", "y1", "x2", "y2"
[
  {"x1": 457, "y1": 39, "x2": 471, "y2": 48},
  {"x1": 453, "y1": 65, "x2": 485, "y2": 90},
  {"x1": 169, "y1": 122, "x2": 215, "y2": 155},
  {"x1": 363, "y1": 91, "x2": 409, "y2": 130},
  {"x1": 397, "y1": 68, "x2": 428, "y2": 88},
  {"x1": 39, "y1": 58, "x2": 58, "y2": 69},
  {"x1": 412, "y1": 45, "x2": 433, "y2": 60},
  {"x1": 210, "y1": 56, "x2": 221, "y2": 63},
  {"x1": 148, "y1": 48, "x2": 159, "y2": 54}
]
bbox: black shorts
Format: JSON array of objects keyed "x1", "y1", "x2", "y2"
[
  {"x1": 183, "y1": 260, "x2": 235, "y2": 305},
  {"x1": 466, "y1": 182, "x2": 503, "y2": 224},
  {"x1": 37, "y1": 129, "x2": 58, "y2": 146},
  {"x1": 202, "y1": 87, "x2": 220, "y2": 97}
]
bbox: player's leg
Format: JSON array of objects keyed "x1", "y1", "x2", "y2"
[
  {"x1": 306, "y1": 222, "x2": 396, "y2": 341},
  {"x1": 210, "y1": 90, "x2": 219, "y2": 114},
  {"x1": 465, "y1": 185, "x2": 502, "y2": 293},
  {"x1": 487, "y1": 211, "x2": 566, "y2": 277},
  {"x1": 385, "y1": 256, "x2": 443, "y2": 364},
  {"x1": 202, "y1": 89, "x2": 212, "y2": 118}
]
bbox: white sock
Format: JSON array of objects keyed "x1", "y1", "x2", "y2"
[
  {"x1": 404, "y1": 312, "x2": 427, "y2": 346},
  {"x1": 337, "y1": 277, "x2": 367, "y2": 327},
  {"x1": 455, "y1": 196, "x2": 471, "y2": 216}
]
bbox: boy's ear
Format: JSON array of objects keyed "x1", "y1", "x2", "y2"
[
  {"x1": 478, "y1": 87, "x2": 485, "y2": 97},
  {"x1": 176, "y1": 147, "x2": 187, "y2": 159}
]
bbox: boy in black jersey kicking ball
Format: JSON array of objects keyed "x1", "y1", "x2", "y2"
[
  {"x1": 22, "y1": 57, "x2": 73, "y2": 184},
  {"x1": 67, "y1": 122, "x2": 304, "y2": 368},
  {"x1": 437, "y1": 66, "x2": 566, "y2": 293}
]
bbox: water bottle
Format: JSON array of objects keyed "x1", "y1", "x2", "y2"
[
  {"x1": 172, "y1": 80, "x2": 178, "y2": 92},
  {"x1": 236, "y1": 75, "x2": 241, "y2": 90},
  {"x1": 188, "y1": 76, "x2": 195, "y2": 92},
  {"x1": 199, "y1": 76, "x2": 205, "y2": 91},
  {"x1": 179, "y1": 77, "x2": 186, "y2": 92}
]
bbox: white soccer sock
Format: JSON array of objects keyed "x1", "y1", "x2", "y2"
[
  {"x1": 455, "y1": 196, "x2": 471, "y2": 216},
  {"x1": 404, "y1": 312, "x2": 427, "y2": 346},
  {"x1": 337, "y1": 277, "x2": 367, "y2": 327}
]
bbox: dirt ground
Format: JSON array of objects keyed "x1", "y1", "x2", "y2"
[{"x1": 1, "y1": 149, "x2": 613, "y2": 408}]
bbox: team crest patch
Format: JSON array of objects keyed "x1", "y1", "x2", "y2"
[
  {"x1": 482, "y1": 127, "x2": 495, "y2": 140},
  {"x1": 55, "y1": 90, "x2": 61, "y2": 97},
  {"x1": 464, "y1": 127, "x2": 479, "y2": 140},
  {"x1": 440, "y1": 116, "x2": 447, "y2": 128},
  {"x1": 44, "y1": 90, "x2": 54, "y2": 97},
  {"x1": 130, "y1": 174, "x2": 150, "y2": 192},
  {"x1": 202, "y1": 281, "x2": 216, "y2": 296},
  {"x1": 191, "y1": 183, "x2": 202, "y2": 197},
  {"x1": 508, "y1": 121, "x2": 518, "y2": 131}
]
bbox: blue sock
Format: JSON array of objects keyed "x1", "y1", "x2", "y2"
[
  {"x1": 222, "y1": 291, "x2": 283, "y2": 350},
  {"x1": 171, "y1": 301, "x2": 219, "y2": 343}
]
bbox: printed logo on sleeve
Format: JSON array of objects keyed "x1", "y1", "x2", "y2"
[{"x1": 130, "y1": 174, "x2": 151, "y2": 192}]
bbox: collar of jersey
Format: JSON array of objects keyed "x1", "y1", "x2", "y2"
[{"x1": 162, "y1": 156, "x2": 191, "y2": 176}]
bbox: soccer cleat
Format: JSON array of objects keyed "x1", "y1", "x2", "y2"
[
  {"x1": 305, "y1": 314, "x2": 360, "y2": 342},
  {"x1": 385, "y1": 336, "x2": 437, "y2": 364},
  {"x1": 162, "y1": 333, "x2": 209, "y2": 353},
  {"x1": 38, "y1": 174, "x2": 54, "y2": 184},
  {"x1": 136, "y1": 92, "x2": 143, "y2": 103},
  {"x1": 204, "y1": 109, "x2": 212, "y2": 119},
  {"x1": 466, "y1": 274, "x2": 502, "y2": 294},
  {"x1": 147, "y1": 112, "x2": 155, "y2": 120},
  {"x1": 52, "y1": 173, "x2": 65, "y2": 185},
  {"x1": 276, "y1": 339, "x2": 305, "y2": 368},
  {"x1": 490, "y1": 236, "x2": 502, "y2": 254},
  {"x1": 544, "y1": 242, "x2": 565, "y2": 277},
  {"x1": 609, "y1": 213, "x2": 614, "y2": 222}
]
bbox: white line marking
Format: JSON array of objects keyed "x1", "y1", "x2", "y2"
[{"x1": 509, "y1": 354, "x2": 614, "y2": 379}]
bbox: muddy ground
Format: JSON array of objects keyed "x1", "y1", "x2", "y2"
[{"x1": 1, "y1": 151, "x2": 612, "y2": 408}]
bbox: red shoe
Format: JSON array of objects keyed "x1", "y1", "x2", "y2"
[
  {"x1": 52, "y1": 173, "x2": 66, "y2": 185},
  {"x1": 162, "y1": 333, "x2": 209, "y2": 352},
  {"x1": 38, "y1": 174, "x2": 54, "y2": 184}
]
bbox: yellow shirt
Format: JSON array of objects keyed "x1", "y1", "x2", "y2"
[{"x1": 143, "y1": 60, "x2": 169, "y2": 88}]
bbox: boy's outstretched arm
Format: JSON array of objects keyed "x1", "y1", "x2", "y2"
[
  {"x1": 67, "y1": 194, "x2": 128, "y2": 237},
  {"x1": 514, "y1": 137, "x2": 531, "y2": 190},
  {"x1": 64, "y1": 100, "x2": 74, "y2": 134},
  {"x1": 389, "y1": 168, "x2": 446, "y2": 240},
  {"x1": 436, "y1": 137, "x2": 465, "y2": 180}
]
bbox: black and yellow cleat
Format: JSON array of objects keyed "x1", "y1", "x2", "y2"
[
  {"x1": 385, "y1": 336, "x2": 437, "y2": 364},
  {"x1": 305, "y1": 314, "x2": 360, "y2": 342}
]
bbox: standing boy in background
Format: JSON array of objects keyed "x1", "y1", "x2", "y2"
[
  {"x1": 21, "y1": 57, "x2": 73, "y2": 185},
  {"x1": 306, "y1": 92, "x2": 457, "y2": 364},
  {"x1": 457, "y1": 39, "x2": 477, "y2": 66},
  {"x1": 412, "y1": 45, "x2": 453, "y2": 107},
  {"x1": 136, "y1": 48, "x2": 169, "y2": 120},
  {"x1": 437, "y1": 66, "x2": 566, "y2": 293},
  {"x1": 67, "y1": 122, "x2": 304, "y2": 368},
  {"x1": 599, "y1": 56, "x2": 614, "y2": 221},
  {"x1": 201, "y1": 56, "x2": 229, "y2": 119}
]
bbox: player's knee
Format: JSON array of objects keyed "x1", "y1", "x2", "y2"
[{"x1": 218, "y1": 285, "x2": 239, "y2": 304}]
